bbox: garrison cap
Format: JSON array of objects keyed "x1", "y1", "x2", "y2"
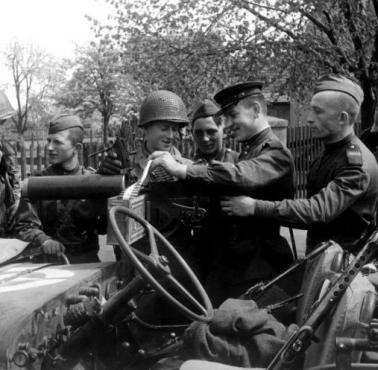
[
  {"x1": 214, "y1": 81, "x2": 264, "y2": 115},
  {"x1": 192, "y1": 99, "x2": 219, "y2": 124},
  {"x1": 314, "y1": 74, "x2": 364, "y2": 106},
  {"x1": 48, "y1": 114, "x2": 83, "y2": 134}
]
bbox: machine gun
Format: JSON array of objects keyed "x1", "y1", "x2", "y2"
[
  {"x1": 244, "y1": 240, "x2": 335, "y2": 301},
  {"x1": 266, "y1": 228, "x2": 378, "y2": 370},
  {"x1": 21, "y1": 174, "x2": 126, "y2": 201},
  {"x1": 15, "y1": 174, "x2": 214, "y2": 370}
]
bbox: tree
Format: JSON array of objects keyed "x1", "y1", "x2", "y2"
[
  {"x1": 214, "y1": 0, "x2": 378, "y2": 130},
  {"x1": 88, "y1": 0, "x2": 266, "y2": 113},
  {"x1": 2, "y1": 40, "x2": 63, "y2": 142},
  {"x1": 93, "y1": 0, "x2": 378, "y2": 130},
  {"x1": 56, "y1": 43, "x2": 141, "y2": 143}
]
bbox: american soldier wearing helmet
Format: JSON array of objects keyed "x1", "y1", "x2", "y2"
[
  {"x1": 98, "y1": 90, "x2": 193, "y2": 266},
  {"x1": 98, "y1": 90, "x2": 191, "y2": 180}
]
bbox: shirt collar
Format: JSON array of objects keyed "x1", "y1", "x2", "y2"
[
  {"x1": 194, "y1": 147, "x2": 225, "y2": 162},
  {"x1": 324, "y1": 133, "x2": 355, "y2": 150},
  {"x1": 241, "y1": 127, "x2": 271, "y2": 151},
  {"x1": 50, "y1": 162, "x2": 81, "y2": 175}
]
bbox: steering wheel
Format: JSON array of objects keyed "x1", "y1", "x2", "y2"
[{"x1": 109, "y1": 205, "x2": 213, "y2": 323}]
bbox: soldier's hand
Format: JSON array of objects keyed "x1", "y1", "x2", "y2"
[
  {"x1": 98, "y1": 151, "x2": 123, "y2": 175},
  {"x1": 149, "y1": 151, "x2": 187, "y2": 179},
  {"x1": 220, "y1": 196, "x2": 256, "y2": 217},
  {"x1": 42, "y1": 239, "x2": 65, "y2": 256}
]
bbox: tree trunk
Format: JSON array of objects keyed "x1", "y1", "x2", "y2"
[
  {"x1": 103, "y1": 113, "x2": 109, "y2": 145},
  {"x1": 18, "y1": 134, "x2": 26, "y2": 180}
]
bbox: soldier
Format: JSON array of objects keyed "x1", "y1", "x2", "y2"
[
  {"x1": 190, "y1": 99, "x2": 239, "y2": 283},
  {"x1": 220, "y1": 74, "x2": 378, "y2": 253},
  {"x1": 13, "y1": 114, "x2": 106, "y2": 263},
  {"x1": 0, "y1": 91, "x2": 21, "y2": 234},
  {"x1": 150, "y1": 82, "x2": 295, "y2": 305},
  {"x1": 98, "y1": 90, "x2": 191, "y2": 181},
  {"x1": 98, "y1": 90, "x2": 193, "y2": 261},
  {"x1": 192, "y1": 99, "x2": 238, "y2": 163}
]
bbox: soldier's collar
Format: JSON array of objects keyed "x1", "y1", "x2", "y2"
[
  {"x1": 324, "y1": 133, "x2": 355, "y2": 150},
  {"x1": 241, "y1": 127, "x2": 271, "y2": 149},
  {"x1": 51, "y1": 162, "x2": 81, "y2": 175},
  {"x1": 194, "y1": 147, "x2": 225, "y2": 162}
]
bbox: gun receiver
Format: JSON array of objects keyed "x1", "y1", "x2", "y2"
[{"x1": 266, "y1": 229, "x2": 378, "y2": 370}]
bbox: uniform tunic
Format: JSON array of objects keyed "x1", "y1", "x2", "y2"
[
  {"x1": 193, "y1": 146, "x2": 239, "y2": 164},
  {"x1": 254, "y1": 133, "x2": 378, "y2": 251},
  {"x1": 186, "y1": 127, "x2": 295, "y2": 303},
  {"x1": 132, "y1": 143, "x2": 189, "y2": 181},
  {"x1": 0, "y1": 140, "x2": 20, "y2": 236},
  {"x1": 13, "y1": 164, "x2": 106, "y2": 263},
  {"x1": 191, "y1": 146, "x2": 239, "y2": 281}
]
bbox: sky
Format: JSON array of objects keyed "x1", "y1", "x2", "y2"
[{"x1": 0, "y1": 0, "x2": 113, "y2": 86}]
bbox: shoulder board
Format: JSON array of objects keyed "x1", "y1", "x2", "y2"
[
  {"x1": 346, "y1": 143, "x2": 363, "y2": 166},
  {"x1": 262, "y1": 140, "x2": 283, "y2": 149}
]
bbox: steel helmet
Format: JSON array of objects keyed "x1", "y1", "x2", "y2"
[
  {"x1": 138, "y1": 90, "x2": 189, "y2": 127},
  {"x1": 0, "y1": 91, "x2": 15, "y2": 122}
]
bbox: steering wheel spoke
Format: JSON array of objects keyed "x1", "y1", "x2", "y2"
[
  {"x1": 109, "y1": 205, "x2": 213, "y2": 323},
  {"x1": 165, "y1": 274, "x2": 208, "y2": 316}
]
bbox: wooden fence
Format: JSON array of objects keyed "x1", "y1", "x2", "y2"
[
  {"x1": 287, "y1": 126, "x2": 323, "y2": 198},
  {"x1": 15, "y1": 137, "x2": 108, "y2": 179},
  {"x1": 9, "y1": 125, "x2": 361, "y2": 199}
]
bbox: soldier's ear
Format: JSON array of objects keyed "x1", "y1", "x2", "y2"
[
  {"x1": 251, "y1": 101, "x2": 261, "y2": 118},
  {"x1": 339, "y1": 111, "x2": 350, "y2": 126},
  {"x1": 74, "y1": 142, "x2": 83, "y2": 153}
]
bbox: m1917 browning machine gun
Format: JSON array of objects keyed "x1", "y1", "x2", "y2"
[{"x1": 266, "y1": 229, "x2": 378, "y2": 370}]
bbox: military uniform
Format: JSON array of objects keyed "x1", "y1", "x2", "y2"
[
  {"x1": 193, "y1": 146, "x2": 239, "y2": 164},
  {"x1": 133, "y1": 142, "x2": 192, "y2": 242},
  {"x1": 13, "y1": 114, "x2": 106, "y2": 263},
  {"x1": 187, "y1": 126, "x2": 295, "y2": 304},
  {"x1": 0, "y1": 93, "x2": 21, "y2": 235},
  {"x1": 189, "y1": 99, "x2": 240, "y2": 284},
  {"x1": 191, "y1": 146, "x2": 239, "y2": 283},
  {"x1": 13, "y1": 164, "x2": 106, "y2": 263},
  {"x1": 0, "y1": 140, "x2": 20, "y2": 235},
  {"x1": 254, "y1": 133, "x2": 378, "y2": 251},
  {"x1": 252, "y1": 74, "x2": 378, "y2": 254},
  {"x1": 132, "y1": 142, "x2": 189, "y2": 182}
]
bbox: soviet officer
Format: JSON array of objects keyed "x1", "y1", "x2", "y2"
[
  {"x1": 151, "y1": 82, "x2": 295, "y2": 305},
  {"x1": 221, "y1": 74, "x2": 378, "y2": 253}
]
